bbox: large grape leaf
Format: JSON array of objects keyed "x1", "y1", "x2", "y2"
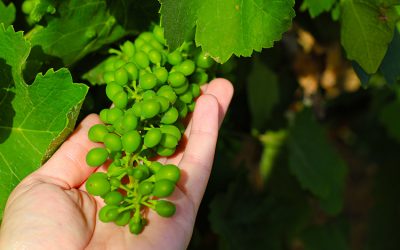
[
  {"x1": 0, "y1": 1, "x2": 15, "y2": 26},
  {"x1": 28, "y1": 0, "x2": 126, "y2": 65},
  {"x1": 301, "y1": 0, "x2": 337, "y2": 18},
  {"x1": 0, "y1": 25, "x2": 88, "y2": 218},
  {"x1": 340, "y1": 0, "x2": 399, "y2": 74},
  {"x1": 160, "y1": 0, "x2": 295, "y2": 63},
  {"x1": 288, "y1": 109, "x2": 347, "y2": 215}
]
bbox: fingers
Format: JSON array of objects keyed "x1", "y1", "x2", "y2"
[
  {"x1": 33, "y1": 114, "x2": 103, "y2": 188},
  {"x1": 166, "y1": 78, "x2": 234, "y2": 165}
]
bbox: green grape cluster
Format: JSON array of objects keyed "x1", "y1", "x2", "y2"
[{"x1": 85, "y1": 25, "x2": 214, "y2": 234}]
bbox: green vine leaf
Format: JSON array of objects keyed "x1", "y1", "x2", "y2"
[
  {"x1": 160, "y1": 0, "x2": 295, "y2": 63},
  {"x1": 340, "y1": 0, "x2": 399, "y2": 74},
  {"x1": 0, "y1": 1, "x2": 15, "y2": 26},
  {"x1": 288, "y1": 109, "x2": 347, "y2": 215},
  {"x1": 0, "y1": 25, "x2": 88, "y2": 218},
  {"x1": 301, "y1": 0, "x2": 337, "y2": 18}
]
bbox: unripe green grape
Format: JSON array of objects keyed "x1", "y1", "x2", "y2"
[
  {"x1": 114, "y1": 67, "x2": 129, "y2": 86},
  {"x1": 99, "y1": 205, "x2": 119, "y2": 222},
  {"x1": 140, "y1": 32, "x2": 155, "y2": 42},
  {"x1": 188, "y1": 102, "x2": 195, "y2": 112},
  {"x1": 86, "y1": 148, "x2": 109, "y2": 167},
  {"x1": 141, "y1": 44, "x2": 154, "y2": 54},
  {"x1": 156, "y1": 164, "x2": 180, "y2": 183},
  {"x1": 144, "y1": 128, "x2": 162, "y2": 148},
  {"x1": 134, "y1": 51, "x2": 150, "y2": 69},
  {"x1": 150, "y1": 161, "x2": 163, "y2": 173},
  {"x1": 124, "y1": 62, "x2": 138, "y2": 80},
  {"x1": 106, "y1": 108, "x2": 123, "y2": 124},
  {"x1": 104, "y1": 58, "x2": 117, "y2": 71},
  {"x1": 196, "y1": 51, "x2": 214, "y2": 69},
  {"x1": 86, "y1": 172, "x2": 110, "y2": 196},
  {"x1": 122, "y1": 130, "x2": 141, "y2": 153},
  {"x1": 175, "y1": 100, "x2": 188, "y2": 118},
  {"x1": 150, "y1": 39, "x2": 164, "y2": 51},
  {"x1": 167, "y1": 51, "x2": 183, "y2": 65},
  {"x1": 99, "y1": 109, "x2": 109, "y2": 123},
  {"x1": 191, "y1": 70, "x2": 208, "y2": 85},
  {"x1": 113, "y1": 91, "x2": 128, "y2": 109},
  {"x1": 153, "y1": 25, "x2": 165, "y2": 44},
  {"x1": 112, "y1": 116, "x2": 124, "y2": 135},
  {"x1": 121, "y1": 41, "x2": 135, "y2": 58},
  {"x1": 110, "y1": 177, "x2": 121, "y2": 187},
  {"x1": 134, "y1": 37, "x2": 145, "y2": 49},
  {"x1": 122, "y1": 114, "x2": 138, "y2": 131},
  {"x1": 152, "y1": 179, "x2": 175, "y2": 197},
  {"x1": 160, "y1": 125, "x2": 182, "y2": 141},
  {"x1": 88, "y1": 124, "x2": 109, "y2": 142},
  {"x1": 114, "y1": 59, "x2": 126, "y2": 69},
  {"x1": 173, "y1": 81, "x2": 189, "y2": 95},
  {"x1": 155, "y1": 200, "x2": 176, "y2": 217},
  {"x1": 115, "y1": 211, "x2": 131, "y2": 226},
  {"x1": 139, "y1": 73, "x2": 157, "y2": 90},
  {"x1": 179, "y1": 89, "x2": 193, "y2": 104},
  {"x1": 148, "y1": 50, "x2": 162, "y2": 64},
  {"x1": 160, "y1": 134, "x2": 178, "y2": 149},
  {"x1": 129, "y1": 220, "x2": 143, "y2": 235},
  {"x1": 142, "y1": 90, "x2": 156, "y2": 100},
  {"x1": 157, "y1": 85, "x2": 174, "y2": 93},
  {"x1": 190, "y1": 83, "x2": 201, "y2": 98},
  {"x1": 22, "y1": 0, "x2": 35, "y2": 14},
  {"x1": 132, "y1": 168, "x2": 144, "y2": 180},
  {"x1": 104, "y1": 133, "x2": 123, "y2": 152},
  {"x1": 106, "y1": 82, "x2": 123, "y2": 101},
  {"x1": 155, "y1": 96, "x2": 170, "y2": 112},
  {"x1": 156, "y1": 146, "x2": 176, "y2": 157},
  {"x1": 168, "y1": 72, "x2": 186, "y2": 88},
  {"x1": 138, "y1": 182, "x2": 154, "y2": 196},
  {"x1": 141, "y1": 100, "x2": 160, "y2": 119},
  {"x1": 161, "y1": 107, "x2": 179, "y2": 124},
  {"x1": 130, "y1": 102, "x2": 142, "y2": 117},
  {"x1": 153, "y1": 67, "x2": 168, "y2": 84},
  {"x1": 138, "y1": 165, "x2": 150, "y2": 178},
  {"x1": 103, "y1": 71, "x2": 115, "y2": 84},
  {"x1": 104, "y1": 191, "x2": 123, "y2": 205},
  {"x1": 176, "y1": 60, "x2": 195, "y2": 76}
]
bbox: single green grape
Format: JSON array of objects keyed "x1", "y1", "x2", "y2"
[
  {"x1": 121, "y1": 41, "x2": 135, "y2": 58},
  {"x1": 99, "y1": 205, "x2": 119, "y2": 222},
  {"x1": 155, "y1": 96, "x2": 170, "y2": 112},
  {"x1": 141, "y1": 100, "x2": 161, "y2": 119},
  {"x1": 173, "y1": 82, "x2": 189, "y2": 95},
  {"x1": 161, "y1": 107, "x2": 179, "y2": 125},
  {"x1": 155, "y1": 200, "x2": 176, "y2": 217},
  {"x1": 86, "y1": 148, "x2": 109, "y2": 167},
  {"x1": 176, "y1": 60, "x2": 195, "y2": 76},
  {"x1": 148, "y1": 50, "x2": 162, "y2": 64},
  {"x1": 190, "y1": 83, "x2": 201, "y2": 98},
  {"x1": 114, "y1": 59, "x2": 126, "y2": 69},
  {"x1": 122, "y1": 114, "x2": 138, "y2": 132},
  {"x1": 141, "y1": 44, "x2": 154, "y2": 54},
  {"x1": 142, "y1": 90, "x2": 156, "y2": 100},
  {"x1": 121, "y1": 130, "x2": 141, "y2": 153},
  {"x1": 106, "y1": 107, "x2": 124, "y2": 124},
  {"x1": 99, "y1": 109, "x2": 109, "y2": 123},
  {"x1": 129, "y1": 220, "x2": 143, "y2": 235},
  {"x1": 175, "y1": 100, "x2": 188, "y2": 118},
  {"x1": 155, "y1": 164, "x2": 180, "y2": 183},
  {"x1": 140, "y1": 32, "x2": 155, "y2": 42},
  {"x1": 114, "y1": 67, "x2": 129, "y2": 86},
  {"x1": 110, "y1": 177, "x2": 121, "y2": 187},
  {"x1": 150, "y1": 39, "x2": 164, "y2": 51},
  {"x1": 88, "y1": 124, "x2": 109, "y2": 142},
  {"x1": 150, "y1": 161, "x2": 163, "y2": 173},
  {"x1": 132, "y1": 168, "x2": 144, "y2": 180},
  {"x1": 152, "y1": 179, "x2": 175, "y2": 197},
  {"x1": 160, "y1": 134, "x2": 178, "y2": 149},
  {"x1": 139, "y1": 73, "x2": 157, "y2": 90},
  {"x1": 134, "y1": 51, "x2": 150, "y2": 69},
  {"x1": 22, "y1": 0, "x2": 35, "y2": 14},
  {"x1": 156, "y1": 146, "x2": 176, "y2": 157},
  {"x1": 124, "y1": 62, "x2": 138, "y2": 81},
  {"x1": 104, "y1": 191, "x2": 123, "y2": 205},
  {"x1": 179, "y1": 89, "x2": 194, "y2": 104},
  {"x1": 115, "y1": 211, "x2": 131, "y2": 226},
  {"x1": 167, "y1": 51, "x2": 183, "y2": 65},
  {"x1": 188, "y1": 102, "x2": 195, "y2": 112},
  {"x1": 103, "y1": 71, "x2": 115, "y2": 84},
  {"x1": 130, "y1": 102, "x2": 142, "y2": 117},
  {"x1": 134, "y1": 37, "x2": 145, "y2": 49},
  {"x1": 106, "y1": 82, "x2": 123, "y2": 101},
  {"x1": 191, "y1": 70, "x2": 208, "y2": 85},
  {"x1": 196, "y1": 51, "x2": 214, "y2": 69},
  {"x1": 86, "y1": 172, "x2": 110, "y2": 196},
  {"x1": 160, "y1": 125, "x2": 182, "y2": 141},
  {"x1": 138, "y1": 182, "x2": 154, "y2": 196},
  {"x1": 153, "y1": 67, "x2": 168, "y2": 84},
  {"x1": 113, "y1": 91, "x2": 128, "y2": 109},
  {"x1": 144, "y1": 128, "x2": 162, "y2": 148},
  {"x1": 104, "y1": 133, "x2": 123, "y2": 152},
  {"x1": 168, "y1": 72, "x2": 186, "y2": 88},
  {"x1": 153, "y1": 25, "x2": 165, "y2": 44}
]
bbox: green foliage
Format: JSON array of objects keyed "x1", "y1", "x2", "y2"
[
  {"x1": 0, "y1": 25, "x2": 88, "y2": 218},
  {"x1": 301, "y1": 0, "x2": 337, "y2": 17},
  {"x1": 288, "y1": 109, "x2": 347, "y2": 215},
  {"x1": 160, "y1": 0, "x2": 295, "y2": 63},
  {"x1": 0, "y1": 1, "x2": 15, "y2": 26},
  {"x1": 301, "y1": 222, "x2": 349, "y2": 250},
  {"x1": 340, "y1": 0, "x2": 399, "y2": 74}
]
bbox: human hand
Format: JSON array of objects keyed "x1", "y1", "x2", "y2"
[{"x1": 0, "y1": 78, "x2": 233, "y2": 250}]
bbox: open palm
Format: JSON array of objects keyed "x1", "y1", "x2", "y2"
[{"x1": 0, "y1": 79, "x2": 233, "y2": 250}]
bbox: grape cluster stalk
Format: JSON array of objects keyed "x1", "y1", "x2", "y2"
[{"x1": 85, "y1": 25, "x2": 214, "y2": 234}]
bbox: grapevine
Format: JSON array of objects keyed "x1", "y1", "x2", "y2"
[{"x1": 85, "y1": 25, "x2": 215, "y2": 234}]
